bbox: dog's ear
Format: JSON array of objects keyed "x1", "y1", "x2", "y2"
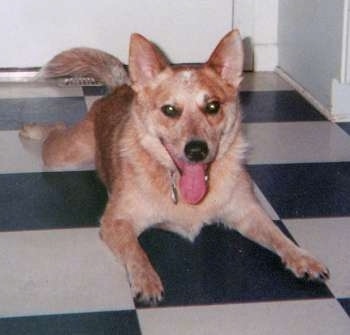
[
  {"x1": 206, "y1": 29, "x2": 244, "y2": 87},
  {"x1": 129, "y1": 33, "x2": 168, "y2": 87}
]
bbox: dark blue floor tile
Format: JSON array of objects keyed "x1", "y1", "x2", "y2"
[
  {"x1": 0, "y1": 310, "x2": 141, "y2": 335},
  {"x1": 337, "y1": 122, "x2": 350, "y2": 136},
  {"x1": 339, "y1": 298, "x2": 350, "y2": 317},
  {"x1": 82, "y1": 85, "x2": 108, "y2": 96},
  {"x1": 0, "y1": 171, "x2": 107, "y2": 231},
  {"x1": 137, "y1": 223, "x2": 332, "y2": 308},
  {"x1": 247, "y1": 162, "x2": 350, "y2": 219},
  {"x1": 240, "y1": 91, "x2": 326, "y2": 122},
  {"x1": 0, "y1": 97, "x2": 87, "y2": 130}
]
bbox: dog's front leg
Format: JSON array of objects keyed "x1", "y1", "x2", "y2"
[
  {"x1": 100, "y1": 212, "x2": 164, "y2": 305},
  {"x1": 223, "y1": 182, "x2": 329, "y2": 281}
]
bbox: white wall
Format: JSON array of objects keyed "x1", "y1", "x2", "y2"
[
  {"x1": 345, "y1": 2, "x2": 350, "y2": 83},
  {"x1": 0, "y1": 0, "x2": 233, "y2": 67},
  {"x1": 278, "y1": 0, "x2": 345, "y2": 116}
]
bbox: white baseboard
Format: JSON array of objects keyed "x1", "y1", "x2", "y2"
[
  {"x1": 0, "y1": 69, "x2": 38, "y2": 82},
  {"x1": 332, "y1": 79, "x2": 350, "y2": 122},
  {"x1": 253, "y1": 45, "x2": 278, "y2": 71}
]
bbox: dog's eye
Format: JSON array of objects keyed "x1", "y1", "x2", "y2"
[
  {"x1": 161, "y1": 105, "x2": 181, "y2": 118},
  {"x1": 205, "y1": 101, "x2": 221, "y2": 115}
]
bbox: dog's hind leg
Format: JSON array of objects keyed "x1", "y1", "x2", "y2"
[{"x1": 20, "y1": 117, "x2": 95, "y2": 169}]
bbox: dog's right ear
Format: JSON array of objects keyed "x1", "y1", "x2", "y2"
[{"x1": 129, "y1": 33, "x2": 168, "y2": 88}]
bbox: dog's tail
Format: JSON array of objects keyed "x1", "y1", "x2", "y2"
[{"x1": 38, "y1": 47, "x2": 130, "y2": 89}]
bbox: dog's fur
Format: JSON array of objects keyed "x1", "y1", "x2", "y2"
[{"x1": 20, "y1": 30, "x2": 329, "y2": 305}]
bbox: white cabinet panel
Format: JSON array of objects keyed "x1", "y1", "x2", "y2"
[
  {"x1": 1, "y1": 0, "x2": 233, "y2": 67},
  {"x1": 278, "y1": 0, "x2": 344, "y2": 111}
]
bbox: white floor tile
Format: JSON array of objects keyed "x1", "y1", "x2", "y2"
[
  {"x1": 284, "y1": 217, "x2": 350, "y2": 298},
  {"x1": 241, "y1": 72, "x2": 293, "y2": 92},
  {"x1": 0, "y1": 228, "x2": 134, "y2": 317},
  {"x1": 138, "y1": 300, "x2": 350, "y2": 335},
  {"x1": 0, "y1": 130, "x2": 44, "y2": 173},
  {"x1": 0, "y1": 131, "x2": 94, "y2": 173},
  {"x1": 0, "y1": 82, "x2": 83, "y2": 99},
  {"x1": 245, "y1": 121, "x2": 350, "y2": 164}
]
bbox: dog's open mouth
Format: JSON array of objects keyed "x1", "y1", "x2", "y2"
[{"x1": 163, "y1": 143, "x2": 209, "y2": 205}]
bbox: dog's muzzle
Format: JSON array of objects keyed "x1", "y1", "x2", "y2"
[{"x1": 162, "y1": 139, "x2": 210, "y2": 205}]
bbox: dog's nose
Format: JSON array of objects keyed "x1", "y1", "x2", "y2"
[{"x1": 184, "y1": 140, "x2": 209, "y2": 162}]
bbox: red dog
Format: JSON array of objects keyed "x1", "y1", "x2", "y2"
[{"x1": 21, "y1": 30, "x2": 329, "y2": 305}]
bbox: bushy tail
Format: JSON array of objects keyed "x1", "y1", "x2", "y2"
[{"x1": 38, "y1": 47, "x2": 130, "y2": 89}]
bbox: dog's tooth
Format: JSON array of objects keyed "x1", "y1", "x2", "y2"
[
  {"x1": 171, "y1": 182, "x2": 178, "y2": 204},
  {"x1": 169, "y1": 171, "x2": 178, "y2": 204}
]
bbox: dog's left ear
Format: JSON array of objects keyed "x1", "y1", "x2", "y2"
[{"x1": 206, "y1": 29, "x2": 244, "y2": 87}]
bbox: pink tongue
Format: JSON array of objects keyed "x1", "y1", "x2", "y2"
[{"x1": 179, "y1": 163, "x2": 207, "y2": 205}]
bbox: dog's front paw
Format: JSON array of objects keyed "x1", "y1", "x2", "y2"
[
  {"x1": 128, "y1": 264, "x2": 164, "y2": 306},
  {"x1": 282, "y1": 248, "x2": 330, "y2": 282}
]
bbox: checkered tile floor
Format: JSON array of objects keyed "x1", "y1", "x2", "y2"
[{"x1": 0, "y1": 73, "x2": 349, "y2": 334}]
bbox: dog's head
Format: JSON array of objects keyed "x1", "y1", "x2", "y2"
[{"x1": 128, "y1": 30, "x2": 244, "y2": 205}]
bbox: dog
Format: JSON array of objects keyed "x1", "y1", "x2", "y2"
[{"x1": 20, "y1": 30, "x2": 329, "y2": 305}]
